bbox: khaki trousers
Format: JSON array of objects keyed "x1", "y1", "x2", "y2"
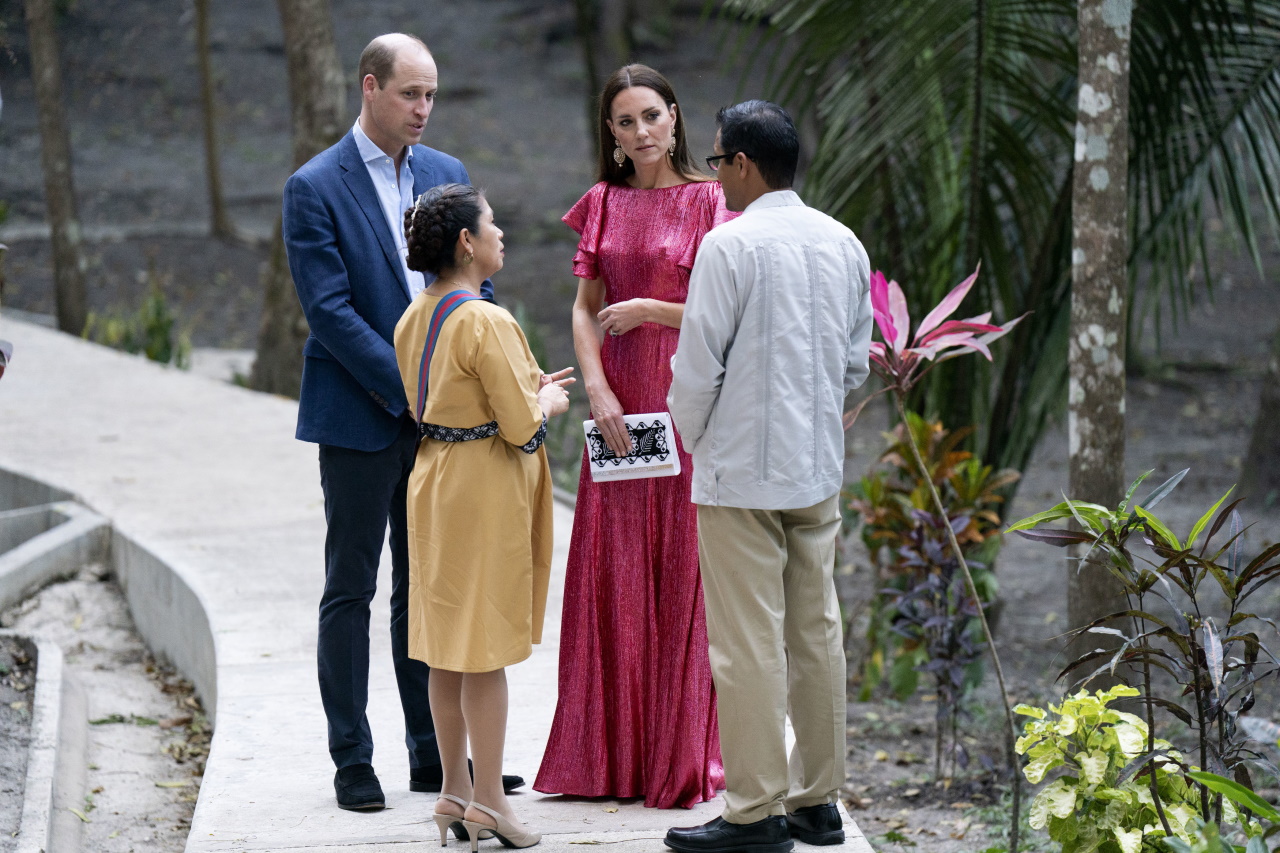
[{"x1": 696, "y1": 495, "x2": 846, "y2": 824}]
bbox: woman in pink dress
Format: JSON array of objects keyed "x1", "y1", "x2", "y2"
[{"x1": 534, "y1": 64, "x2": 734, "y2": 809}]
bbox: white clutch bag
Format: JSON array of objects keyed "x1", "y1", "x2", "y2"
[{"x1": 583, "y1": 412, "x2": 682, "y2": 482}]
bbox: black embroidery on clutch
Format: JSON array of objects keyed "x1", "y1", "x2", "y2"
[
  {"x1": 586, "y1": 420, "x2": 672, "y2": 467},
  {"x1": 520, "y1": 416, "x2": 548, "y2": 454}
]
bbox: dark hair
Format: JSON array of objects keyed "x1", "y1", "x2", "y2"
[
  {"x1": 715, "y1": 100, "x2": 799, "y2": 190},
  {"x1": 595, "y1": 64, "x2": 707, "y2": 185},
  {"x1": 358, "y1": 34, "x2": 429, "y2": 88},
  {"x1": 404, "y1": 183, "x2": 484, "y2": 276}
]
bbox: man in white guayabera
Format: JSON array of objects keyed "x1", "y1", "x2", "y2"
[{"x1": 666, "y1": 100, "x2": 874, "y2": 853}]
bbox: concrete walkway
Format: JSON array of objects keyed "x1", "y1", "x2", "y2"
[{"x1": 0, "y1": 316, "x2": 868, "y2": 853}]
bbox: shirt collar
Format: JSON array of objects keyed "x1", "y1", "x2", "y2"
[
  {"x1": 352, "y1": 120, "x2": 413, "y2": 166},
  {"x1": 742, "y1": 189, "x2": 803, "y2": 215}
]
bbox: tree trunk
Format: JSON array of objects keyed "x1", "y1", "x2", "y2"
[
  {"x1": 1067, "y1": 0, "x2": 1134, "y2": 648},
  {"x1": 195, "y1": 0, "x2": 235, "y2": 241},
  {"x1": 571, "y1": 0, "x2": 602, "y2": 146},
  {"x1": 23, "y1": 0, "x2": 87, "y2": 335},
  {"x1": 599, "y1": 0, "x2": 633, "y2": 73},
  {"x1": 572, "y1": 0, "x2": 633, "y2": 149},
  {"x1": 1242, "y1": 322, "x2": 1280, "y2": 506},
  {"x1": 249, "y1": 0, "x2": 345, "y2": 396}
]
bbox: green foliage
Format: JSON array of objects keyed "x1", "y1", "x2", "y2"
[
  {"x1": 847, "y1": 413, "x2": 1017, "y2": 699},
  {"x1": 1011, "y1": 469, "x2": 1280, "y2": 835},
  {"x1": 847, "y1": 413, "x2": 1020, "y2": 781},
  {"x1": 1163, "y1": 819, "x2": 1272, "y2": 853},
  {"x1": 1015, "y1": 685, "x2": 1220, "y2": 852},
  {"x1": 1008, "y1": 471, "x2": 1280, "y2": 845},
  {"x1": 83, "y1": 266, "x2": 191, "y2": 369},
  {"x1": 722, "y1": 0, "x2": 1280, "y2": 482}
]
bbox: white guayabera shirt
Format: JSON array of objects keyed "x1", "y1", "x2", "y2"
[{"x1": 668, "y1": 190, "x2": 874, "y2": 510}]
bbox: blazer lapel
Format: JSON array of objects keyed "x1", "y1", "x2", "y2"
[{"x1": 339, "y1": 134, "x2": 411, "y2": 299}]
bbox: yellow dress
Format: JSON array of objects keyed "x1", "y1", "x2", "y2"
[{"x1": 393, "y1": 294, "x2": 553, "y2": 673}]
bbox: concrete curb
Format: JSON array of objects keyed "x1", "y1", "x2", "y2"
[
  {"x1": 48, "y1": 670, "x2": 88, "y2": 853},
  {"x1": 0, "y1": 502, "x2": 111, "y2": 613},
  {"x1": 111, "y1": 529, "x2": 218, "y2": 724},
  {"x1": 7, "y1": 632, "x2": 63, "y2": 853}
]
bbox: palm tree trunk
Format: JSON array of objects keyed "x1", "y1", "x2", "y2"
[
  {"x1": 1067, "y1": 0, "x2": 1134, "y2": 647},
  {"x1": 23, "y1": 0, "x2": 87, "y2": 335},
  {"x1": 1242, "y1": 321, "x2": 1280, "y2": 506},
  {"x1": 249, "y1": 0, "x2": 346, "y2": 396},
  {"x1": 195, "y1": 0, "x2": 235, "y2": 241}
]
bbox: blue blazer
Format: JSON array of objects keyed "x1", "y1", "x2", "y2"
[{"x1": 282, "y1": 130, "x2": 493, "y2": 451}]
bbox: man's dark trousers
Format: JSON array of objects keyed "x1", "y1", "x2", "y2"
[{"x1": 318, "y1": 416, "x2": 437, "y2": 770}]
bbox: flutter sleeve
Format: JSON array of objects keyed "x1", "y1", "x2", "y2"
[
  {"x1": 676, "y1": 181, "x2": 740, "y2": 272},
  {"x1": 562, "y1": 182, "x2": 609, "y2": 280},
  {"x1": 475, "y1": 310, "x2": 547, "y2": 453}
]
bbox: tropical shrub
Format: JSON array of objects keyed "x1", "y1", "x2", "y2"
[
  {"x1": 847, "y1": 412, "x2": 1018, "y2": 778},
  {"x1": 1010, "y1": 470, "x2": 1280, "y2": 829},
  {"x1": 1015, "y1": 684, "x2": 1219, "y2": 853},
  {"x1": 83, "y1": 264, "x2": 191, "y2": 369},
  {"x1": 843, "y1": 264, "x2": 1027, "y2": 845}
]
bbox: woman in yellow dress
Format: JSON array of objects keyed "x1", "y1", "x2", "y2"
[{"x1": 394, "y1": 183, "x2": 574, "y2": 850}]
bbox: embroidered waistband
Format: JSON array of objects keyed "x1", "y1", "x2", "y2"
[
  {"x1": 418, "y1": 421, "x2": 500, "y2": 442},
  {"x1": 418, "y1": 416, "x2": 547, "y2": 454}
]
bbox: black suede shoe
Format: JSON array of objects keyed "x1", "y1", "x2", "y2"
[
  {"x1": 335, "y1": 763, "x2": 385, "y2": 811},
  {"x1": 786, "y1": 804, "x2": 844, "y2": 846},
  {"x1": 665, "y1": 816, "x2": 793, "y2": 853},
  {"x1": 409, "y1": 759, "x2": 526, "y2": 794}
]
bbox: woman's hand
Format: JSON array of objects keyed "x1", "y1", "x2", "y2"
[
  {"x1": 537, "y1": 370, "x2": 575, "y2": 419},
  {"x1": 597, "y1": 299, "x2": 652, "y2": 337},
  {"x1": 540, "y1": 366, "x2": 575, "y2": 389},
  {"x1": 587, "y1": 384, "x2": 633, "y2": 457}
]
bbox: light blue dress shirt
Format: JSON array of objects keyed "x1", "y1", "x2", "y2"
[{"x1": 353, "y1": 121, "x2": 427, "y2": 298}]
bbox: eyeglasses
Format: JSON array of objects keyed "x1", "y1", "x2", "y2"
[{"x1": 705, "y1": 153, "x2": 735, "y2": 172}]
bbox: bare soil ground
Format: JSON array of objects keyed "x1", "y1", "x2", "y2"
[
  {"x1": 1, "y1": 2, "x2": 1278, "y2": 851},
  {"x1": 0, "y1": 566, "x2": 210, "y2": 853}
]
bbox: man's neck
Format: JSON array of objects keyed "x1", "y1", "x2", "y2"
[{"x1": 357, "y1": 114, "x2": 408, "y2": 171}]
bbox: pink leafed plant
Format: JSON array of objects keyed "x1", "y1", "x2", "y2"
[
  {"x1": 846, "y1": 264, "x2": 1024, "y2": 429},
  {"x1": 844, "y1": 262, "x2": 1026, "y2": 846}
]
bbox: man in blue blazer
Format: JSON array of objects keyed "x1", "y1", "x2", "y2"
[{"x1": 282, "y1": 33, "x2": 518, "y2": 810}]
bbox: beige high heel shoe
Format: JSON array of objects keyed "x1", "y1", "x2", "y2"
[
  {"x1": 432, "y1": 793, "x2": 483, "y2": 847},
  {"x1": 461, "y1": 802, "x2": 541, "y2": 851}
]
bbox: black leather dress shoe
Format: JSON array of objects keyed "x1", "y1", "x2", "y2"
[
  {"x1": 335, "y1": 763, "x2": 386, "y2": 810},
  {"x1": 409, "y1": 759, "x2": 526, "y2": 794},
  {"x1": 665, "y1": 816, "x2": 793, "y2": 853},
  {"x1": 786, "y1": 804, "x2": 845, "y2": 846}
]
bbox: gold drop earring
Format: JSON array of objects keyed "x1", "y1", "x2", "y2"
[
  {"x1": 613, "y1": 140, "x2": 626, "y2": 166},
  {"x1": 669, "y1": 121, "x2": 677, "y2": 158}
]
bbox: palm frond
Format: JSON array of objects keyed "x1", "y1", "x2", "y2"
[{"x1": 720, "y1": 0, "x2": 1280, "y2": 486}]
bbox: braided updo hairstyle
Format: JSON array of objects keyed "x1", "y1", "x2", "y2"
[{"x1": 404, "y1": 183, "x2": 485, "y2": 276}]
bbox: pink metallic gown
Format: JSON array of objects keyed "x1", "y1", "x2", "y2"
[{"x1": 534, "y1": 180, "x2": 734, "y2": 809}]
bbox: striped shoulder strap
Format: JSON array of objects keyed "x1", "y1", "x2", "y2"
[{"x1": 415, "y1": 290, "x2": 482, "y2": 424}]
